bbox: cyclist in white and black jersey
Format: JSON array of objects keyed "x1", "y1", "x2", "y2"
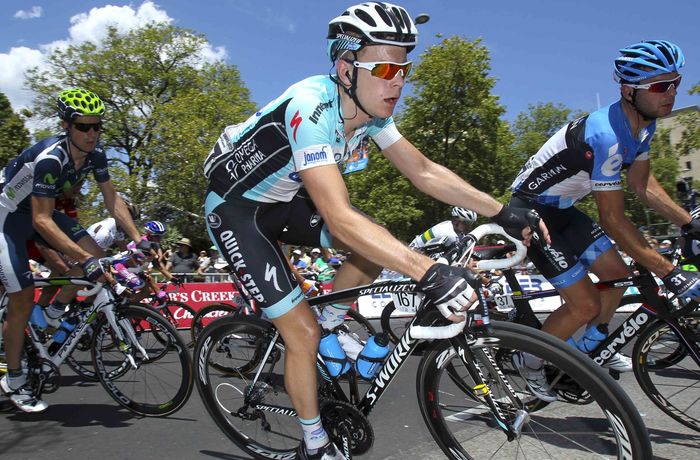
[
  {"x1": 507, "y1": 40, "x2": 700, "y2": 399},
  {"x1": 0, "y1": 88, "x2": 152, "y2": 412},
  {"x1": 409, "y1": 207, "x2": 477, "y2": 249},
  {"x1": 87, "y1": 199, "x2": 140, "y2": 251},
  {"x1": 203, "y1": 4, "x2": 548, "y2": 459}
]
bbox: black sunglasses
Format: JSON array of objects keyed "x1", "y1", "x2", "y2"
[{"x1": 73, "y1": 122, "x2": 103, "y2": 133}]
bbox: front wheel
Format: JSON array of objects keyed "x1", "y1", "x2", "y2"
[
  {"x1": 92, "y1": 304, "x2": 193, "y2": 416},
  {"x1": 417, "y1": 320, "x2": 652, "y2": 459},
  {"x1": 633, "y1": 312, "x2": 700, "y2": 432}
]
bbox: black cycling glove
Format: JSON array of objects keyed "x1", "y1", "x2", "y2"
[
  {"x1": 662, "y1": 267, "x2": 700, "y2": 299},
  {"x1": 82, "y1": 256, "x2": 105, "y2": 282},
  {"x1": 416, "y1": 263, "x2": 477, "y2": 319},
  {"x1": 681, "y1": 218, "x2": 700, "y2": 240},
  {"x1": 491, "y1": 206, "x2": 543, "y2": 244}
]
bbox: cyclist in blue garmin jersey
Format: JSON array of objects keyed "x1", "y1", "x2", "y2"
[
  {"x1": 204, "y1": 3, "x2": 548, "y2": 459},
  {"x1": 508, "y1": 40, "x2": 700, "y2": 400},
  {"x1": 0, "y1": 88, "x2": 152, "y2": 412}
]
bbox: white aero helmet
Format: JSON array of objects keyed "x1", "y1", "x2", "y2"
[
  {"x1": 451, "y1": 207, "x2": 477, "y2": 224},
  {"x1": 327, "y1": 2, "x2": 418, "y2": 62}
]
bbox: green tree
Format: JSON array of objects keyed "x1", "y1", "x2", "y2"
[
  {"x1": 0, "y1": 91, "x2": 31, "y2": 166},
  {"x1": 25, "y1": 24, "x2": 255, "y2": 248},
  {"x1": 347, "y1": 36, "x2": 510, "y2": 240}
]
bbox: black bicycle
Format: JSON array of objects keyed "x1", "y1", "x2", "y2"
[{"x1": 194, "y1": 224, "x2": 651, "y2": 459}]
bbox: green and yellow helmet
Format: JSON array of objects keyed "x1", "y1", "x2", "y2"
[{"x1": 57, "y1": 88, "x2": 105, "y2": 121}]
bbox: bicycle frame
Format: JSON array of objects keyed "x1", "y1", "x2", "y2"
[{"x1": 0, "y1": 278, "x2": 147, "y2": 379}]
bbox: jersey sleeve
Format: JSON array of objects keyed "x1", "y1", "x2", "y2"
[
  {"x1": 367, "y1": 117, "x2": 402, "y2": 150},
  {"x1": 588, "y1": 131, "x2": 624, "y2": 192},
  {"x1": 91, "y1": 149, "x2": 111, "y2": 183},
  {"x1": 286, "y1": 90, "x2": 336, "y2": 172},
  {"x1": 32, "y1": 154, "x2": 64, "y2": 198}
]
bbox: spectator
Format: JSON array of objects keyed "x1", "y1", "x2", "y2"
[
  {"x1": 290, "y1": 249, "x2": 308, "y2": 269},
  {"x1": 198, "y1": 249, "x2": 209, "y2": 266},
  {"x1": 197, "y1": 245, "x2": 228, "y2": 282},
  {"x1": 165, "y1": 237, "x2": 199, "y2": 282}
]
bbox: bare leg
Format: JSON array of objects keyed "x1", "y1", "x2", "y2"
[
  {"x1": 4, "y1": 287, "x2": 35, "y2": 370},
  {"x1": 270, "y1": 301, "x2": 322, "y2": 419}
]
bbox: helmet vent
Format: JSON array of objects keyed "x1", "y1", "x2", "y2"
[{"x1": 355, "y1": 8, "x2": 377, "y2": 27}]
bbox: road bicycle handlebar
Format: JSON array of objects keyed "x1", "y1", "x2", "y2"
[
  {"x1": 469, "y1": 224, "x2": 527, "y2": 270},
  {"x1": 409, "y1": 317, "x2": 466, "y2": 339}
]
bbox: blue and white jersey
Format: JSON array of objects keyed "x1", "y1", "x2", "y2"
[
  {"x1": 0, "y1": 134, "x2": 110, "y2": 213},
  {"x1": 204, "y1": 75, "x2": 402, "y2": 203},
  {"x1": 511, "y1": 101, "x2": 654, "y2": 208}
]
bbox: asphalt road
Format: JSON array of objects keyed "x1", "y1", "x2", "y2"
[{"x1": 1, "y1": 315, "x2": 698, "y2": 460}]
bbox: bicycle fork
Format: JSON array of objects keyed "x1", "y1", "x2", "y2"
[
  {"x1": 102, "y1": 305, "x2": 149, "y2": 368},
  {"x1": 454, "y1": 342, "x2": 529, "y2": 440}
]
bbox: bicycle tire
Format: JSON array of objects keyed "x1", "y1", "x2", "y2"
[
  {"x1": 189, "y1": 302, "x2": 240, "y2": 346},
  {"x1": 633, "y1": 312, "x2": 700, "y2": 432},
  {"x1": 92, "y1": 304, "x2": 193, "y2": 416},
  {"x1": 343, "y1": 307, "x2": 375, "y2": 338},
  {"x1": 195, "y1": 315, "x2": 295, "y2": 458},
  {"x1": 417, "y1": 320, "x2": 652, "y2": 459},
  {"x1": 153, "y1": 300, "x2": 197, "y2": 348}
]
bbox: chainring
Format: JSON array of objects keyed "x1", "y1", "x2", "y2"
[
  {"x1": 28, "y1": 358, "x2": 62, "y2": 395},
  {"x1": 320, "y1": 399, "x2": 374, "y2": 456}
]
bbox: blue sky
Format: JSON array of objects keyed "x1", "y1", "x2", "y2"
[{"x1": 1, "y1": 1, "x2": 699, "y2": 123}]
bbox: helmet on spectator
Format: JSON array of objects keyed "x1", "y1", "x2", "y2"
[
  {"x1": 614, "y1": 40, "x2": 685, "y2": 83},
  {"x1": 327, "y1": 2, "x2": 418, "y2": 62},
  {"x1": 144, "y1": 220, "x2": 166, "y2": 236},
  {"x1": 451, "y1": 207, "x2": 477, "y2": 224},
  {"x1": 57, "y1": 88, "x2": 105, "y2": 121}
]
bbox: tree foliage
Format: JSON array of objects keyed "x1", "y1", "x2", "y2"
[
  {"x1": 0, "y1": 91, "x2": 31, "y2": 166},
  {"x1": 24, "y1": 24, "x2": 255, "y2": 248},
  {"x1": 677, "y1": 81, "x2": 700, "y2": 158},
  {"x1": 347, "y1": 36, "x2": 510, "y2": 241}
]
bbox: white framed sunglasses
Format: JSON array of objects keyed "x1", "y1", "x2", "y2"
[
  {"x1": 349, "y1": 60, "x2": 413, "y2": 80},
  {"x1": 623, "y1": 75, "x2": 681, "y2": 93}
]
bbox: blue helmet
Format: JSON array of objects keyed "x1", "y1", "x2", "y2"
[
  {"x1": 144, "y1": 220, "x2": 166, "y2": 236},
  {"x1": 614, "y1": 40, "x2": 685, "y2": 83}
]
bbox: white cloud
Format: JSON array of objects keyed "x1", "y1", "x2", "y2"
[
  {"x1": 14, "y1": 6, "x2": 43, "y2": 20},
  {"x1": 1, "y1": 1, "x2": 226, "y2": 113}
]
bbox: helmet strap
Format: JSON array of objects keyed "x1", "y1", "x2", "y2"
[
  {"x1": 332, "y1": 51, "x2": 374, "y2": 120},
  {"x1": 628, "y1": 89, "x2": 656, "y2": 122}
]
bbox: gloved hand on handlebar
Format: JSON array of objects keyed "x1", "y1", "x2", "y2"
[
  {"x1": 417, "y1": 263, "x2": 478, "y2": 322},
  {"x1": 82, "y1": 256, "x2": 105, "y2": 282},
  {"x1": 662, "y1": 267, "x2": 700, "y2": 300},
  {"x1": 491, "y1": 206, "x2": 550, "y2": 247},
  {"x1": 681, "y1": 218, "x2": 700, "y2": 240}
]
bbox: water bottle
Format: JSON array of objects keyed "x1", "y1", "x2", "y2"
[
  {"x1": 29, "y1": 304, "x2": 48, "y2": 331},
  {"x1": 49, "y1": 316, "x2": 79, "y2": 354},
  {"x1": 576, "y1": 323, "x2": 609, "y2": 353},
  {"x1": 355, "y1": 332, "x2": 390, "y2": 380},
  {"x1": 318, "y1": 331, "x2": 350, "y2": 377}
]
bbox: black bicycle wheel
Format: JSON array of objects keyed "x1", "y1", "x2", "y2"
[
  {"x1": 195, "y1": 315, "x2": 295, "y2": 458},
  {"x1": 633, "y1": 312, "x2": 700, "y2": 432},
  {"x1": 153, "y1": 300, "x2": 197, "y2": 348},
  {"x1": 189, "y1": 302, "x2": 240, "y2": 346},
  {"x1": 417, "y1": 320, "x2": 652, "y2": 459},
  {"x1": 92, "y1": 304, "x2": 193, "y2": 417}
]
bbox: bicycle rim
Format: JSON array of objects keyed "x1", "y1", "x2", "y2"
[
  {"x1": 93, "y1": 304, "x2": 193, "y2": 416},
  {"x1": 156, "y1": 301, "x2": 197, "y2": 348},
  {"x1": 633, "y1": 312, "x2": 700, "y2": 432},
  {"x1": 417, "y1": 320, "x2": 651, "y2": 459},
  {"x1": 195, "y1": 316, "x2": 298, "y2": 458},
  {"x1": 189, "y1": 303, "x2": 239, "y2": 346}
]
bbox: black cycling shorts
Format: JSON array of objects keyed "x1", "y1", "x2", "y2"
[
  {"x1": 509, "y1": 196, "x2": 614, "y2": 289},
  {"x1": 204, "y1": 188, "x2": 332, "y2": 318}
]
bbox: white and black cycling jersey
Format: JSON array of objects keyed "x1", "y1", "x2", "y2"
[{"x1": 511, "y1": 101, "x2": 654, "y2": 209}]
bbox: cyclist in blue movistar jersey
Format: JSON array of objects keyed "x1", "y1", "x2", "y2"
[
  {"x1": 203, "y1": 3, "x2": 548, "y2": 458},
  {"x1": 0, "y1": 88, "x2": 152, "y2": 412},
  {"x1": 508, "y1": 40, "x2": 700, "y2": 399}
]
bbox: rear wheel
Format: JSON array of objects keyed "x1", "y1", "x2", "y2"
[
  {"x1": 417, "y1": 320, "x2": 652, "y2": 459},
  {"x1": 153, "y1": 300, "x2": 197, "y2": 348}
]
